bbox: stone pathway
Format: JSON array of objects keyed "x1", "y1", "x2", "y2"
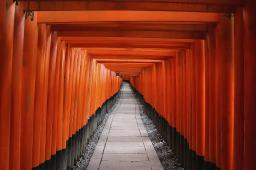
[{"x1": 87, "y1": 83, "x2": 164, "y2": 170}]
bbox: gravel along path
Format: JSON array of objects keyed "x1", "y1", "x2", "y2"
[
  {"x1": 138, "y1": 104, "x2": 184, "y2": 170},
  {"x1": 72, "y1": 113, "x2": 110, "y2": 170},
  {"x1": 73, "y1": 82, "x2": 184, "y2": 170}
]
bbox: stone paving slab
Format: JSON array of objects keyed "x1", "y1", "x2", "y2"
[
  {"x1": 102, "y1": 153, "x2": 148, "y2": 162},
  {"x1": 107, "y1": 136, "x2": 143, "y2": 142},
  {"x1": 87, "y1": 83, "x2": 164, "y2": 170}
]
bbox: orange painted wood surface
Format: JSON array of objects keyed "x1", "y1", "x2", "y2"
[
  {"x1": 0, "y1": 4, "x2": 121, "y2": 170},
  {"x1": 20, "y1": 14, "x2": 38, "y2": 170},
  {"x1": 9, "y1": 3, "x2": 24, "y2": 170},
  {"x1": 0, "y1": 1, "x2": 14, "y2": 170},
  {"x1": 0, "y1": 0, "x2": 255, "y2": 170},
  {"x1": 243, "y1": 0, "x2": 256, "y2": 170}
]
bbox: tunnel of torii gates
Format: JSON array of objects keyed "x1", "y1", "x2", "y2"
[{"x1": 0, "y1": 0, "x2": 255, "y2": 170}]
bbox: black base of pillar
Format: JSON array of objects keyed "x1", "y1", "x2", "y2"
[
  {"x1": 130, "y1": 87, "x2": 221, "y2": 170},
  {"x1": 33, "y1": 92, "x2": 120, "y2": 170}
]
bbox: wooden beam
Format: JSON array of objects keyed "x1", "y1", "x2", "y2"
[
  {"x1": 96, "y1": 59, "x2": 163, "y2": 63},
  {"x1": 51, "y1": 22, "x2": 208, "y2": 32},
  {"x1": 103, "y1": 63, "x2": 154, "y2": 72},
  {"x1": 86, "y1": 48, "x2": 177, "y2": 57},
  {"x1": 61, "y1": 37, "x2": 196, "y2": 43},
  {"x1": 21, "y1": 1, "x2": 239, "y2": 12},
  {"x1": 37, "y1": 11, "x2": 220, "y2": 23},
  {"x1": 68, "y1": 42, "x2": 191, "y2": 49},
  {"x1": 92, "y1": 55, "x2": 175, "y2": 60},
  {"x1": 103, "y1": 67, "x2": 144, "y2": 72},
  {"x1": 104, "y1": 63, "x2": 154, "y2": 67},
  {"x1": 63, "y1": 37, "x2": 193, "y2": 48},
  {"x1": 57, "y1": 30, "x2": 206, "y2": 39}
]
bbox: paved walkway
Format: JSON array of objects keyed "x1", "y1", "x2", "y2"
[
  {"x1": 87, "y1": 84, "x2": 163, "y2": 170},
  {"x1": 87, "y1": 83, "x2": 164, "y2": 170}
]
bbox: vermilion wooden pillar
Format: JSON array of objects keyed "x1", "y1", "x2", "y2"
[
  {"x1": 243, "y1": 0, "x2": 256, "y2": 169},
  {"x1": 56, "y1": 42, "x2": 66, "y2": 152},
  {"x1": 39, "y1": 25, "x2": 51, "y2": 165},
  {"x1": 88, "y1": 59, "x2": 95, "y2": 116},
  {"x1": 185, "y1": 49, "x2": 192, "y2": 154},
  {"x1": 162, "y1": 61, "x2": 167, "y2": 119},
  {"x1": 52, "y1": 42, "x2": 61, "y2": 156},
  {"x1": 233, "y1": 7, "x2": 244, "y2": 170},
  {"x1": 205, "y1": 24, "x2": 217, "y2": 165},
  {"x1": 33, "y1": 24, "x2": 51, "y2": 167},
  {"x1": 178, "y1": 51, "x2": 185, "y2": 139},
  {"x1": 20, "y1": 13, "x2": 38, "y2": 170},
  {"x1": 63, "y1": 47, "x2": 72, "y2": 148},
  {"x1": 68, "y1": 49, "x2": 75, "y2": 139},
  {"x1": 79, "y1": 55, "x2": 88, "y2": 130},
  {"x1": 152, "y1": 64, "x2": 157, "y2": 108},
  {"x1": 71, "y1": 50, "x2": 79, "y2": 136},
  {"x1": 165, "y1": 59, "x2": 172, "y2": 127},
  {"x1": 77, "y1": 52, "x2": 83, "y2": 131},
  {"x1": 215, "y1": 15, "x2": 234, "y2": 170},
  {"x1": 10, "y1": 4, "x2": 24, "y2": 170},
  {"x1": 190, "y1": 47, "x2": 196, "y2": 154},
  {"x1": 175, "y1": 55, "x2": 181, "y2": 144},
  {"x1": 84, "y1": 58, "x2": 92, "y2": 123},
  {"x1": 169, "y1": 59, "x2": 175, "y2": 129},
  {"x1": 0, "y1": 1, "x2": 14, "y2": 170},
  {"x1": 194, "y1": 40, "x2": 206, "y2": 158},
  {"x1": 45, "y1": 33, "x2": 58, "y2": 161},
  {"x1": 86, "y1": 58, "x2": 93, "y2": 119}
]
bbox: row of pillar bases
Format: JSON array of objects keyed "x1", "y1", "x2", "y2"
[
  {"x1": 131, "y1": 86, "x2": 220, "y2": 170},
  {"x1": 32, "y1": 91, "x2": 121, "y2": 169}
]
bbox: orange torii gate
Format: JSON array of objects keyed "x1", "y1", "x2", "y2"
[{"x1": 0, "y1": 0, "x2": 255, "y2": 170}]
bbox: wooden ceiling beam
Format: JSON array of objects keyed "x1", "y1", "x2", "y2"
[
  {"x1": 37, "y1": 11, "x2": 220, "y2": 23},
  {"x1": 51, "y1": 22, "x2": 209, "y2": 32},
  {"x1": 86, "y1": 48, "x2": 177, "y2": 57},
  {"x1": 104, "y1": 63, "x2": 154, "y2": 66},
  {"x1": 57, "y1": 30, "x2": 206, "y2": 39},
  {"x1": 105, "y1": 68, "x2": 143, "y2": 72},
  {"x1": 92, "y1": 55, "x2": 175, "y2": 60},
  {"x1": 96, "y1": 59, "x2": 163, "y2": 63},
  {"x1": 104, "y1": 65, "x2": 153, "y2": 72},
  {"x1": 68, "y1": 42, "x2": 191, "y2": 49},
  {"x1": 61, "y1": 37, "x2": 196, "y2": 43},
  {"x1": 103, "y1": 67, "x2": 145, "y2": 72},
  {"x1": 21, "y1": 1, "x2": 239, "y2": 12}
]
